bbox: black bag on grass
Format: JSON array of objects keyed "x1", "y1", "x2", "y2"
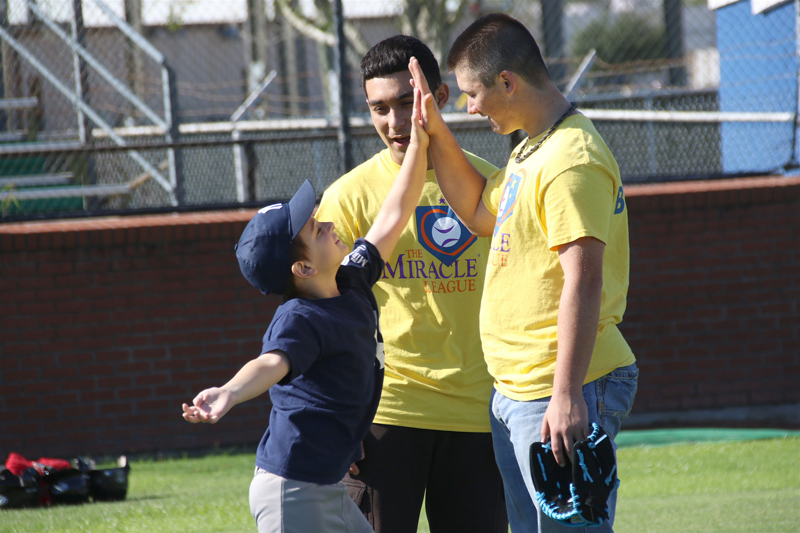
[
  {"x1": 0, "y1": 466, "x2": 42, "y2": 509},
  {"x1": 89, "y1": 456, "x2": 130, "y2": 501},
  {"x1": 42, "y1": 467, "x2": 91, "y2": 505}
]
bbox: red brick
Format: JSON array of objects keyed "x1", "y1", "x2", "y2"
[
  {"x1": 81, "y1": 417, "x2": 115, "y2": 430},
  {"x1": 42, "y1": 366, "x2": 78, "y2": 379},
  {"x1": 42, "y1": 392, "x2": 79, "y2": 405},
  {"x1": 58, "y1": 353, "x2": 93, "y2": 365},
  {"x1": 61, "y1": 379, "x2": 96, "y2": 391},
  {"x1": 4, "y1": 369, "x2": 39, "y2": 381},
  {"x1": 97, "y1": 376, "x2": 132, "y2": 389},
  {"x1": 99, "y1": 403, "x2": 132, "y2": 415},
  {"x1": 5, "y1": 396, "x2": 42, "y2": 408},
  {"x1": 24, "y1": 408, "x2": 60, "y2": 421},
  {"x1": 96, "y1": 350, "x2": 131, "y2": 363},
  {"x1": 118, "y1": 362, "x2": 151, "y2": 374},
  {"x1": 136, "y1": 400, "x2": 169, "y2": 411},
  {"x1": 80, "y1": 364, "x2": 115, "y2": 376},
  {"x1": 3, "y1": 422, "x2": 42, "y2": 435},
  {"x1": 155, "y1": 384, "x2": 191, "y2": 397},
  {"x1": 118, "y1": 388, "x2": 153, "y2": 400},
  {"x1": 153, "y1": 359, "x2": 187, "y2": 371},
  {"x1": 135, "y1": 374, "x2": 169, "y2": 386},
  {"x1": 171, "y1": 371, "x2": 206, "y2": 383}
]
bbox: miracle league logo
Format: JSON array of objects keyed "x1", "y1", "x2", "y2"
[
  {"x1": 380, "y1": 206, "x2": 480, "y2": 294},
  {"x1": 414, "y1": 206, "x2": 476, "y2": 266}
]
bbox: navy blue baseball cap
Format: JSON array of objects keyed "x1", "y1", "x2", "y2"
[{"x1": 235, "y1": 180, "x2": 316, "y2": 295}]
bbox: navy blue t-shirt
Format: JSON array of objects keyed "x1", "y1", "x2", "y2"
[{"x1": 255, "y1": 239, "x2": 385, "y2": 485}]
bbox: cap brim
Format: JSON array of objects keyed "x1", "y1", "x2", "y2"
[{"x1": 288, "y1": 179, "x2": 316, "y2": 238}]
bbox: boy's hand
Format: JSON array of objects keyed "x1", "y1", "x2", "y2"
[
  {"x1": 409, "y1": 85, "x2": 429, "y2": 151},
  {"x1": 409, "y1": 57, "x2": 446, "y2": 139},
  {"x1": 182, "y1": 387, "x2": 234, "y2": 424}
]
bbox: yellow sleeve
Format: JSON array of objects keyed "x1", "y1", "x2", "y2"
[
  {"x1": 464, "y1": 151, "x2": 499, "y2": 179},
  {"x1": 480, "y1": 167, "x2": 507, "y2": 217},
  {"x1": 541, "y1": 165, "x2": 617, "y2": 251}
]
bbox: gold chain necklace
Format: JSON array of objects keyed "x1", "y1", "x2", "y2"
[{"x1": 514, "y1": 102, "x2": 577, "y2": 164}]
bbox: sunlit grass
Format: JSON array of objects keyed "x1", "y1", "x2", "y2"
[
  {"x1": 614, "y1": 437, "x2": 800, "y2": 533},
  {"x1": 1, "y1": 437, "x2": 798, "y2": 533}
]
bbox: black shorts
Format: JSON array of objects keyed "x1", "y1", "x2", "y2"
[{"x1": 342, "y1": 423, "x2": 507, "y2": 533}]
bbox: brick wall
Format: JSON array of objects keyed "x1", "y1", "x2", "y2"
[
  {"x1": 1, "y1": 211, "x2": 275, "y2": 458},
  {"x1": 621, "y1": 176, "x2": 800, "y2": 424},
  {"x1": 1, "y1": 176, "x2": 799, "y2": 458}
]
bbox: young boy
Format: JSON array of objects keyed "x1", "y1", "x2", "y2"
[{"x1": 181, "y1": 76, "x2": 429, "y2": 533}]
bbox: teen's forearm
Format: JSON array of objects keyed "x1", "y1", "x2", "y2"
[
  {"x1": 429, "y1": 127, "x2": 488, "y2": 231},
  {"x1": 552, "y1": 275, "x2": 602, "y2": 397},
  {"x1": 221, "y1": 351, "x2": 290, "y2": 406},
  {"x1": 367, "y1": 143, "x2": 427, "y2": 260}
]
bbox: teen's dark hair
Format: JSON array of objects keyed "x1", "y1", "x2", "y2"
[
  {"x1": 360, "y1": 35, "x2": 441, "y2": 93},
  {"x1": 446, "y1": 13, "x2": 550, "y2": 88},
  {"x1": 282, "y1": 234, "x2": 309, "y2": 302}
]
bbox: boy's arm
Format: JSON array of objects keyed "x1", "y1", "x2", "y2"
[
  {"x1": 182, "y1": 350, "x2": 290, "y2": 424},
  {"x1": 409, "y1": 58, "x2": 497, "y2": 237},
  {"x1": 365, "y1": 81, "x2": 429, "y2": 261}
]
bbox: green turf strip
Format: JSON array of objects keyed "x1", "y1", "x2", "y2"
[
  {"x1": 616, "y1": 427, "x2": 800, "y2": 448},
  {"x1": 2, "y1": 436, "x2": 798, "y2": 533}
]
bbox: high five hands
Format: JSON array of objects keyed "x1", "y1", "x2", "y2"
[
  {"x1": 408, "y1": 58, "x2": 430, "y2": 151},
  {"x1": 408, "y1": 57, "x2": 446, "y2": 139}
]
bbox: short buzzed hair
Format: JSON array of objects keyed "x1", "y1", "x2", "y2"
[
  {"x1": 360, "y1": 35, "x2": 441, "y2": 94},
  {"x1": 447, "y1": 13, "x2": 550, "y2": 88}
]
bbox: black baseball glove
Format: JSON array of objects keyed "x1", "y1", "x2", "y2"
[{"x1": 529, "y1": 423, "x2": 619, "y2": 527}]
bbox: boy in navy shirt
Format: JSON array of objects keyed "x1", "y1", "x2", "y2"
[{"x1": 182, "y1": 69, "x2": 430, "y2": 533}]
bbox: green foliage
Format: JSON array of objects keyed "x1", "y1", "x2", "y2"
[
  {"x1": 573, "y1": 13, "x2": 668, "y2": 64},
  {"x1": 1, "y1": 183, "x2": 21, "y2": 216}
]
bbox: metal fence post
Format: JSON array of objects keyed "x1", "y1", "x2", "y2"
[
  {"x1": 70, "y1": 0, "x2": 97, "y2": 207},
  {"x1": 664, "y1": 0, "x2": 687, "y2": 87},
  {"x1": 165, "y1": 64, "x2": 185, "y2": 205},
  {"x1": 541, "y1": 0, "x2": 566, "y2": 87},
  {"x1": 332, "y1": 0, "x2": 353, "y2": 175},
  {"x1": 0, "y1": 0, "x2": 7, "y2": 132}
]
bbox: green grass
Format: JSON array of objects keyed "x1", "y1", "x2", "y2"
[
  {"x1": 614, "y1": 437, "x2": 800, "y2": 533},
  {"x1": 1, "y1": 437, "x2": 798, "y2": 533}
]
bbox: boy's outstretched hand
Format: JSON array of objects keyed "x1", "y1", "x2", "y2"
[
  {"x1": 409, "y1": 57, "x2": 446, "y2": 139},
  {"x1": 182, "y1": 387, "x2": 235, "y2": 424}
]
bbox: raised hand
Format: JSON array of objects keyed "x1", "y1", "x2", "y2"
[
  {"x1": 409, "y1": 85, "x2": 429, "y2": 150},
  {"x1": 408, "y1": 57, "x2": 446, "y2": 138}
]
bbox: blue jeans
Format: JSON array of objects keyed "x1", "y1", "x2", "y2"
[{"x1": 490, "y1": 364, "x2": 639, "y2": 533}]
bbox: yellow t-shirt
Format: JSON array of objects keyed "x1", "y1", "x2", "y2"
[
  {"x1": 317, "y1": 149, "x2": 498, "y2": 432},
  {"x1": 481, "y1": 114, "x2": 636, "y2": 401}
]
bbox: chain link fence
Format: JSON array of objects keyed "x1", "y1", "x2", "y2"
[{"x1": 0, "y1": 0, "x2": 797, "y2": 220}]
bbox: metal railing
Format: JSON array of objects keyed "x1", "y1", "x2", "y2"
[{"x1": 0, "y1": 0, "x2": 182, "y2": 205}]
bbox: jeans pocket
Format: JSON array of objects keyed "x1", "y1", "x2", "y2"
[{"x1": 596, "y1": 364, "x2": 639, "y2": 437}]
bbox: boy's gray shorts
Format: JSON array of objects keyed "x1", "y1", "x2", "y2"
[{"x1": 249, "y1": 467, "x2": 373, "y2": 533}]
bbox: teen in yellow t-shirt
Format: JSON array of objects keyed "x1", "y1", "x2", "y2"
[
  {"x1": 319, "y1": 148, "x2": 498, "y2": 431},
  {"x1": 481, "y1": 112, "x2": 636, "y2": 401},
  {"x1": 409, "y1": 14, "x2": 639, "y2": 533}
]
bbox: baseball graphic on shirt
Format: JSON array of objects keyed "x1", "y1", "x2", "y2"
[
  {"x1": 431, "y1": 216, "x2": 462, "y2": 248},
  {"x1": 497, "y1": 188, "x2": 510, "y2": 219}
]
